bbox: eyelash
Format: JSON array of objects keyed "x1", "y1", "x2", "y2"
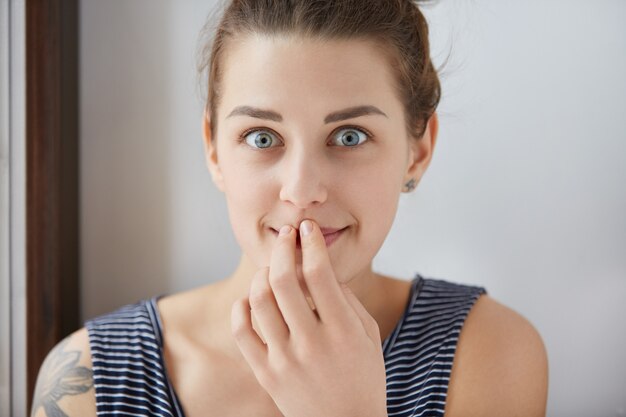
[{"x1": 237, "y1": 125, "x2": 374, "y2": 150}]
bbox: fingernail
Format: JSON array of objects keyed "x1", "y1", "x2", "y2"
[
  {"x1": 279, "y1": 225, "x2": 291, "y2": 236},
  {"x1": 300, "y1": 220, "x2": 312, "y2": 236}
]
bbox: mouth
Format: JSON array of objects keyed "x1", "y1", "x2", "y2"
[{"x1": 270, "y1": 226, "x2": 349, "y2": 249}]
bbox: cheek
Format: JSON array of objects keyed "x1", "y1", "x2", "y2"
[
  {"x1": 220, "y1": 161, "x2": 276, "y2": 267},
  {"x1": 221, "y1": 153, "x2": 275, "y2": 208},
  {"x1": 342, "y1": 159, "x2": 402, "y2": 221},
  {"x1": 328, "y1": 165, "x2": 401, "y2": 282},
  {"x1": 356, "y1": 180, "x2": 399, "y2": 252}
]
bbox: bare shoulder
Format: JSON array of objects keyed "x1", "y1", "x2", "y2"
[
  {"x1": 444, "y1": 294, "x2": 549, "y2": 417},
  {"x1": 31, "y1": 327, "x2": 97, "y2": 417}
]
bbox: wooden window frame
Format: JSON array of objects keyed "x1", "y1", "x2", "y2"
[{"x1": 26, "y1": 0, "x2": 79, "y2": 411}]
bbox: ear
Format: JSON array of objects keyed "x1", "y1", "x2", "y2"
[
  {"x1": 202, "y1": 110, "x2": 225, "y2": 192},
  {"x1": 404, "y1": 112, "x2": 439, "y2": 187}
]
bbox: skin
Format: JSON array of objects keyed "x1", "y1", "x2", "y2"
[
  {"x1": 31, "y1": 329, "x2": 96, "y2": 417},
  {"x1": 203, "y1": 34, "x2": 435, "y2": 321},
  {"x1": 202, "y1": 34, "x2": 438, "y2": 352},
  {"x1": 30, "y1": 33, "x2": 549, "y2": 416},
  {"x1": 230, "y1": 220, "x2": 389, "y2": 416}
]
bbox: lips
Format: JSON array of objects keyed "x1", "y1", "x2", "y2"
[
  {"x1": 270, "y1": 226, "x2": 348, "y2": 249},
  {"x1": 320, "y1": 227, "x2": 347, "y2": 247},
  {"x1": 319, "y1": 227, "x2": 345, "y2": 234}
]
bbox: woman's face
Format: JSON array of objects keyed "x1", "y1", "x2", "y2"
[{"x1": 204, "y1": 34, "x2": 436, "y2": 285}]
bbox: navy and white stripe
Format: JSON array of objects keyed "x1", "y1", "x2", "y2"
[
  {"x1": 383, "y1": 277, "x2": 486, "y2": 416},
  {"x1": 86, "y1": 274, "x2": 485, "y2": 416},
  {"x1": 86, "y1": 299, "x2": 183, "y2": 416}
]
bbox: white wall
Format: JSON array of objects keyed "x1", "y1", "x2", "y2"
[
  {"x1": 2, "y1": 0, "x2": 27, "y2": 415},
  {"x1": 80, "y1": 1, "x2": 626, "y2": 416}
]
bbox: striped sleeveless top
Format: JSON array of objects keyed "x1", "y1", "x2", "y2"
[{"x1": 86, "y1": 275, "x2": 486, "y2": 417}]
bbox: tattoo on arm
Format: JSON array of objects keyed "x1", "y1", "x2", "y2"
[{"x1": 31, "y1": 338, "x2": 94, "y2": 417}]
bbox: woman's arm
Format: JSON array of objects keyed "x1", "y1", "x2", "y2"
[
  {"x1": 444, "y1": 295, "x2": 549, "y2": 417},
  {"x1": 30, "y1": 328, "x2": 97, "y2": 417}
]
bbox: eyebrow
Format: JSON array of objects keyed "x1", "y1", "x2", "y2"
[{"x1": 226, "y1": 105, "x2": 388, "y2": 123}]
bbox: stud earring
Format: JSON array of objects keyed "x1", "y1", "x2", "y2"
[{"x1": 403, "y1": 178, "x2": 417, "y2": 192}]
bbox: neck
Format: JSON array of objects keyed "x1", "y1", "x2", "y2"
[{"x1": 202, "y1": 254, "x2": 407, "y2": 361}]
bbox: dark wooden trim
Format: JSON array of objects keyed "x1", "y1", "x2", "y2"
[{"x1": 26, "y1": 0, "x2": 79, "y2": 410}]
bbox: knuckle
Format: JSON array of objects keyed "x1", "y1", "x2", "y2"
[
  {"x1": 295, "y1": 343, "x2": 317, "y2": 363},
  {"x1": 302, "y1": 264, "x2": 326, "y2": 283},
  {"x1": 270, "y1": 349, "x2": 293, "y2": 375},
  {"x1": 369, "y1": 316, "x2": 380, "y2": 331},
  {"x1": 368, "y1": 319, "x2": 381, "y2": 339},
  {"x1": 248, "y1": 288, "x2": 273, "y2": 310},
  {"x1": 230, "y1": 300, "x2": 245, "y2": 335},
  {"x1": 231, "y1": 321, "x2": 248, "y2": 340},
  {"x1": 294, "y1": 335, "x2": 322, "y2": 362},
  {"x1": 300, "y1": 237, "x2": 314, "y2": 249},
  {"x1": 331, "y1": 320, "x2": 359, "y2": 340},
  {"x1": 256, "y1": 367, "x2": 277, "y2": 391},
  {"x1": 269, "y1": 271, "x2": 293, "y2": 290},
  {"x1": 253, "y1": 267, "x2": 270, "y2": 281},
  {"x1": 302, "y1": 241, "x2": 322, "y2": 256}
]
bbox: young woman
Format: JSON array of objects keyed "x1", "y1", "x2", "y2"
[{"x1": 32, "y1": 1, "x2": 548, "y2": 416}]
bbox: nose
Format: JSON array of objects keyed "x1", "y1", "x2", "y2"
[{"x1": 278, "y1": 149, "x2": 328, "y2": 209}]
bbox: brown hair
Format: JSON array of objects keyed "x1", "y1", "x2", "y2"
[{"x1": 198, "y1": 0, "x2": 441, "y2": 143}]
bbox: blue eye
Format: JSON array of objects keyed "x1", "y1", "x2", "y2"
[
  {"x1": 331, "y1": 127, "x2": 370, "y2": 147},
  {"x1": 242, "y1": 130, "x2": 281, "y2": 149}
]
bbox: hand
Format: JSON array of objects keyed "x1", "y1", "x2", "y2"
[{"x1": 231, "y1": 219, "x2": 388, "y2": 417}]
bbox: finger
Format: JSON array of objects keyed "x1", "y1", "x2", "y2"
[
  {"x1": 248, "y1": 267, "x2": 289, "y2": 348},
  {"x1": 231, "y1": 296, "x2": 267, "y2": 370},
  {"x1": 341, "y1": 284, "x2": 382, "y2": 345},
  {"x1": 269, "y1": 225, "x2": 318, "y2": 334},
  {"x1": 299, "y1": 219, "x2": 354, "y2": 325}
]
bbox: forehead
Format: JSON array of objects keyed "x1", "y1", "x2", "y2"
[{"x1": 218, "y1": 34, "x2": 401, "y2": 122}]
